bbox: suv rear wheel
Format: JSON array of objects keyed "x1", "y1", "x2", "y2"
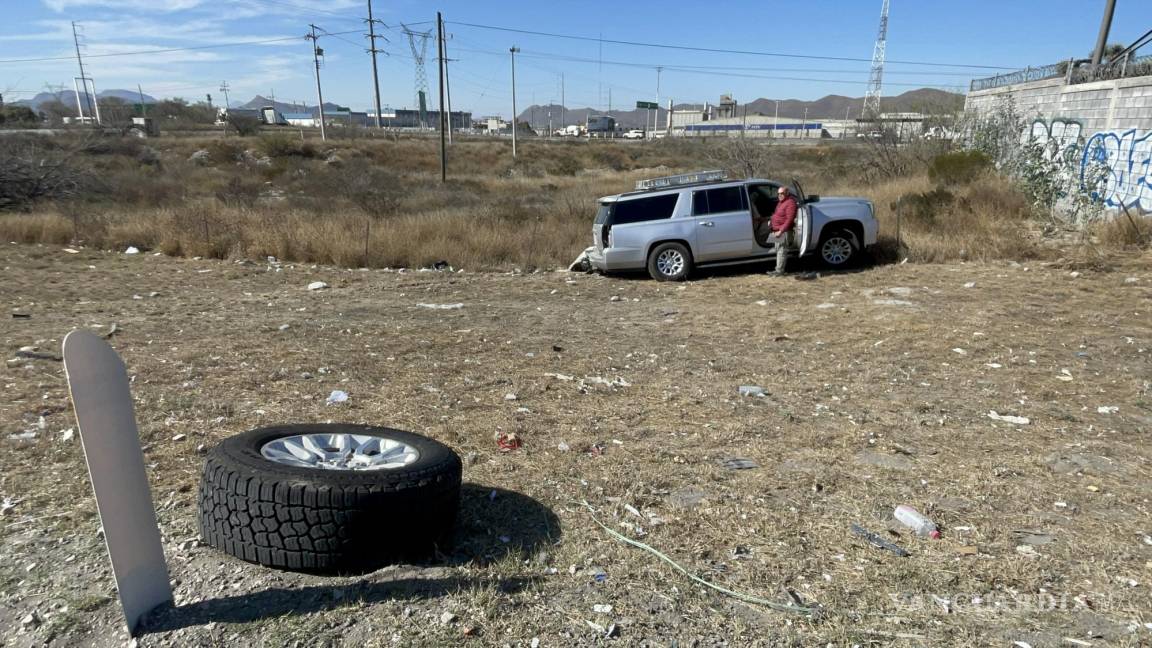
[
  {"x1": 818, "y1": 230, "x2": 857, "y2": 268},
  {"x1": 647, "y1": 242, "x2": 692, "y2": 281}
]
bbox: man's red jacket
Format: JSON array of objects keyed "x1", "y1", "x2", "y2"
[{"x1": 770, "y1": 194, "x2": 798, "y2": 232}]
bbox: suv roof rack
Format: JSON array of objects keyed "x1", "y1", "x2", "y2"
[{"x1": 635, "y1": 170, "x2": 727, "y2": 191}]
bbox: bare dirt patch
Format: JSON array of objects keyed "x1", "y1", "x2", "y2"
[{"x1": 1, "y1": 244, "x2": 1150, "y2": 646}]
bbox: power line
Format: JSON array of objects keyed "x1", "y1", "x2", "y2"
[
  {"x1": 0, "y1": 31, "x2": 364, "y2": 64},
  {"x1": 448, "y1": 20, "x2": 1017, "y2": 70}
]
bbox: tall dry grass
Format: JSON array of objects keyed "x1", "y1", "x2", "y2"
[{"x1": 3, "y1": 133, "x2": 1137, "y2": 270}]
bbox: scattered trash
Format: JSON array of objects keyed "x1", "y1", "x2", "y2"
[
  {"x1": 738, "y1": 385, "x2": 766, "y2": 397},
  {"x1": 951, "y1": 348, "x2": 967, "y2": 355},
  {"x1": 431, "y1": 260, "x2": 452, "y2": 271},
  {"x1": 504, "y1": 393, "x2": 518, "y2": 401},
  {"x1": 592, "y1": 604, "x2": 613, "y2": 614},
  {"x1": 551, "y1": 345, "x2": 564, "y2": 352},
  {"x1": 963, "y1": 282, "x2": 976, "y2": 288},
  {"x1": 15, "y1": 349, "x2": 62, "y2": 362},
  {"x1": 1013, "y1": 530, "x2": 1055, "y2": 545},
  {"x1": 850, "y1": 523, "x2": 911, "y2": 557},
  {"x1": 719, "y1": 457, "x2": 760, "y2": 470},
  {"x1": 894, "y1": 505, "x2": 940, "y2": 538},
  {"x1": 872, "y1": 299, "x2": 915, "y2": 307},
  {"x1": 63, "y1": 248, "x2": 80, "y2": 254},
  {"x1": 988, "y1": 411, "x2": 1030, "y2": 425},
  {"x1": 440, "y1": 611, "x2": 457, "y2": 625},
  {"x1": 582, "y1": 376, "x2": 631, "y2": 388},
  {"x1": 1124, "y1": 277, "x2": 1139, "y2": 284},
  {"x1": 8, "y1": 431, "x2": 37, "y2": 441},
  {"x1": 60, "y1": 428, "x2": 75, "y2": 442},
  {"x1": 1015, "y1": 545, "x2": 1040, "y2": 557},
  {"x1": 11, "y1": 313, "x2": 30, "y2": 319},
  {"x1": 277, "y1": 324, "x2": 290, "y2": 331},
  {"x1": 171, "y1": 434, "x2": 187, "y2": 442},
  {"x1": 557, "y1": 441, "x2": 570, "y2": 452},
  {"x1": 592, "y1": 571, "x2": 608, "y2": 584},
  {"x1": 495, "y1": 431, "x2": 521, "y2": 452},
  {"x1": 1069, "y1": 271, "x2": 1081, "y2": 278},
  {"x1": 326, "y1": 390, "x2": 349, "y2": 405},
  {"x1": 417, "y1": 303, "x2": 464, "y2": 310},
  {"x1": 1097, "y1": 405, "x2": 1119, "y2": 414},
  {"x1": 306, "y1": 281, "x2": 329, "y2": 291},
  {"x1": 124, "y1": 247, "x2": 140, "y2": 255},
  {"x1": 1, "y1": 497, "x2": 19, "y2": 516},
  {"x1": 544, "y1": 372, "x2": 574, "y2": 381},
  {"x1": 20, "y1": 611, "x2": 41, "y2": 629}
]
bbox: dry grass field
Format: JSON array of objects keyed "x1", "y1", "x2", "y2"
[{"x1": 2, "y1": 241, "x2": 1150, "y2": 647}]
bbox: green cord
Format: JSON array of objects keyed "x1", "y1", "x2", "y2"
[{"x1": 581, "y1": 500, "x2": 820, "y2": 616}]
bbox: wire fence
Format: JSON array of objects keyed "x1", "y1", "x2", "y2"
[{"x1": 971, "y1": 54, "x2": 1152, "y2": 92}]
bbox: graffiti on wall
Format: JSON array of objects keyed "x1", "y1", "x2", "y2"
[
  {"x1": 1024, "y1": 118, "x2": 1152, "y2": 213},
  {"x1": 1028, "y1": 119, "x2": 1082, "y2": 163},
  {"x1": 1081, "y1": 128, "x2": 1152, "y2": 213}
]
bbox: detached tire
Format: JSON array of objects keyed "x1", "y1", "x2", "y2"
[{"x1": 198, "y1": 424, "x2": 461, "y2": 574}]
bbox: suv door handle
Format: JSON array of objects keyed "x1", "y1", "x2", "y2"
[{"x1": 698, "y1": 221, "x2": 714, "y2": 227}]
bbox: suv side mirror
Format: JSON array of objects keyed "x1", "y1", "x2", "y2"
[{"x1": 806, "y1": 195, "x2": 820, "y2": 203}]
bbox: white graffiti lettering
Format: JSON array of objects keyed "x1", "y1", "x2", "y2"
[
  {"x1": 1027, "y1": 119, "x2": 1083, "y2": 163},
  {"x1": 1082, "y1": 129, "x2": 1152, "y2": 212}
]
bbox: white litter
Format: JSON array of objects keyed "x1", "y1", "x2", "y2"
[
  {"x1": 545, "y1": 372, "x2": 574, "y2": 381},
  {"x1": 63, "y1": 248, "x2": 79, "y2": 254},
  {"x1": 1097, "y1": 406, "x2": 1118, "y2": 414},
  {"x1": 417, "y1": 303, "x2": 464, "y2": 310},
  {"x1": 306, "y1": 281, "x2": 329, "y2": 291},
  {"x1": 326, "y1": 390, "x2": 349, "y2": 405},
  {"x1": 963, "y1": 282, "x2": 976, "y2": 288},
  {"x1": 952, "y1": 348, "x2": 967, "y2": 355},
  {"x1": 592, "y1": 604, "x2": 614, "y2": 614},
  {"x1": 988, "y1": 411, "x2": 1030, "y2": 425},
  {"x1": 124, "y1": 247, "x2": 140, "y2": 255},
  {"x1": 985, "y1": 363, "x2": 1003, "y2": 369},
  {"x1": 60, "y1": 428, "x2": 75, "y2": 442}
]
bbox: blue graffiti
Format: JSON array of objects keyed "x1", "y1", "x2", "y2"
[{"x1": 1081, "y1": 128, "x2": 1152, "y2": 212}]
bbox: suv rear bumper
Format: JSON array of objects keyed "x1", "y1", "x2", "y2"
[{"x1": 588, "y1": 246, "x2": 646, "y2": 272}]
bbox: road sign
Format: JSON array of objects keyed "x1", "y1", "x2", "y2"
[{"x1": 636, "y1": 101, "x2": 658, "y2": 110}]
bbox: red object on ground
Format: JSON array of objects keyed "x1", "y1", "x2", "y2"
[{"x1": 496, "y1": 432, "x2": 521, "y2": 452}]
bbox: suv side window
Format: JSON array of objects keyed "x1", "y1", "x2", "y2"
[
  {"x1": 611, "y1": 194, "x2": 679, "y2": 225},
  {"x1": 692, "y1": 186, "x2": 748, "y2": 215}
]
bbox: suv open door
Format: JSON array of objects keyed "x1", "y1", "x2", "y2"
[{"x1": 791, "y1": 178, "x2": 814, "y2": 256}]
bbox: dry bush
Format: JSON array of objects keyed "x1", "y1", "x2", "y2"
[
  {"x1": 1095, "y1": 213, "x2": 1151, "y2": 249},
  {"x1": 0, "y1": 212, "x2": 74, "y2": 244}
]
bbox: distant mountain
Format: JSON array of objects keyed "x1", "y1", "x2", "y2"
[
  {"x1": 13, "y1": 89, "x2": 157, "y2": 112},
  {"x1": 238, "y1": 95, "x2": 343, "y2": 115},
  {"x1": 519, "y1": 88, "x2": 965, "y2": 129}
]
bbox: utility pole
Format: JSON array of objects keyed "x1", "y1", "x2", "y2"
[
  {"x1": 137, "y1": 84, "x2": 147, "y2": 117},
  {"x1": 1091, "y1": 0, "x2": 1118, "y2": 66},
  {"x1": 71, "y1": 21, "x2": 96, "y2": 123},
  {"x1": 365, "y1": 0, "x2": 384, "y2": 128},
  {"x1": 510, "y1": 46, "x2": 520, "y2": 158},
  {"x1": 306, "y1": 25, "x2": 327, "y2": 141},
  {"x1": 655, "y1": 66, "x2": 663, "y2": 134},
  {"x1": 219, "y1": 80, "x2": 230, "y2": 135},
  {"x1": 773, "y1": 100, "x2": 779, "y2": 139},
  {"x1": 803, "y1": 106, "x2": 808, "y2": 139},
  {"x1": 560, "y1": 73, "x2": 565, "y2": 129},
  {"x1": 437, "y1": 12, "x2": 447, "y2": 181},
  {"x1": 443, "y1": 20, "x2": 454, "y2": 144}
]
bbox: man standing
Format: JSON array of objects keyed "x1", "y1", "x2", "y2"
[{"x1": 768, "y1": 186, "x2": 798, "y2": 275}]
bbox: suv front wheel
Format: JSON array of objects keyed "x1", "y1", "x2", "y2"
[
  {"x1": 647, "y1": 242, "x2": 692, "y2": 281},
  {"x1": 818, "y1": 230, "x2": 858, "y2": 268}
]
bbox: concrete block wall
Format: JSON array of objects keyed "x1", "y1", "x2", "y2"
[{"x1": 966, "y1": 75, "x2": 1152, "y2": 213}]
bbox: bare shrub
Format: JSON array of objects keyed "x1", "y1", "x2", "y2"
[
  {"x1": 226, "y1": 114, "x2": 262, "y2": 137},
  {"x1": 704, "y1": 137, "x2": 775, "y2": 179},
  {"x1": 0, "y1": 136, "x2": 92, "y2": 211}
]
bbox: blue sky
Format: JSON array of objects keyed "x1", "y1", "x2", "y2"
[{"x1": 2, "y1": 0, "x2": 1150, "y2": 118}]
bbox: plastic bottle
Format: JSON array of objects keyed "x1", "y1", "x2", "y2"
[{"x1": 894, "y1": 505, "x2": 940, "y2": 538}]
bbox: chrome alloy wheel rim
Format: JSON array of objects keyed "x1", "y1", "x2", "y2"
[
  {"x1": 821, "y1": 238, "x2": 853, "y2": 265},
  {"x1": 656, "y1": 249, "x2": 685, "y2": 276},
  {"x1": 261, "y1": 433, "x2": 420, "y2": 471}
]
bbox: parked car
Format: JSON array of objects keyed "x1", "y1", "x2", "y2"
[
  {"x1": 622, "y1": 129, "x2": 646, "y2": 139},
  {"x1": 583, "y1": 170, "x2": 878, "y2": 281}
]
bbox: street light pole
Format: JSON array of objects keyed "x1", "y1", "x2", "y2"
[
  {"x1": 510, "y1": 46, "x2": 520, "y2": 158},
  {"x1": 773, "y1": 100, "x2": 779, "y2": 139}
]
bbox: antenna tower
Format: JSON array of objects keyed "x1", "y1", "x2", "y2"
[
  {"x1": 861, "y1": 0, "x2": 889, "y2": 120},
  {"x1": 402, "y1": 23, "x2": 432, "y2": 127}
]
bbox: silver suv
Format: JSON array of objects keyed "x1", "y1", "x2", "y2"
[{"x1": 584, "y1": 170, "x2": 878, "y2": 281}]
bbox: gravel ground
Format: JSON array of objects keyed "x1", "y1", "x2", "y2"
[{"x1": 1, "y1": 243, "x2": 1150, "y2": 647}]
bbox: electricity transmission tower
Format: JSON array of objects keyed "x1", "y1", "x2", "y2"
[
  {"x1": 402, "y1": 23, "x2": 432, "y2": 128},
  {"x1": 861, "y1": 0, "x2": 889, "y2": 120}
]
